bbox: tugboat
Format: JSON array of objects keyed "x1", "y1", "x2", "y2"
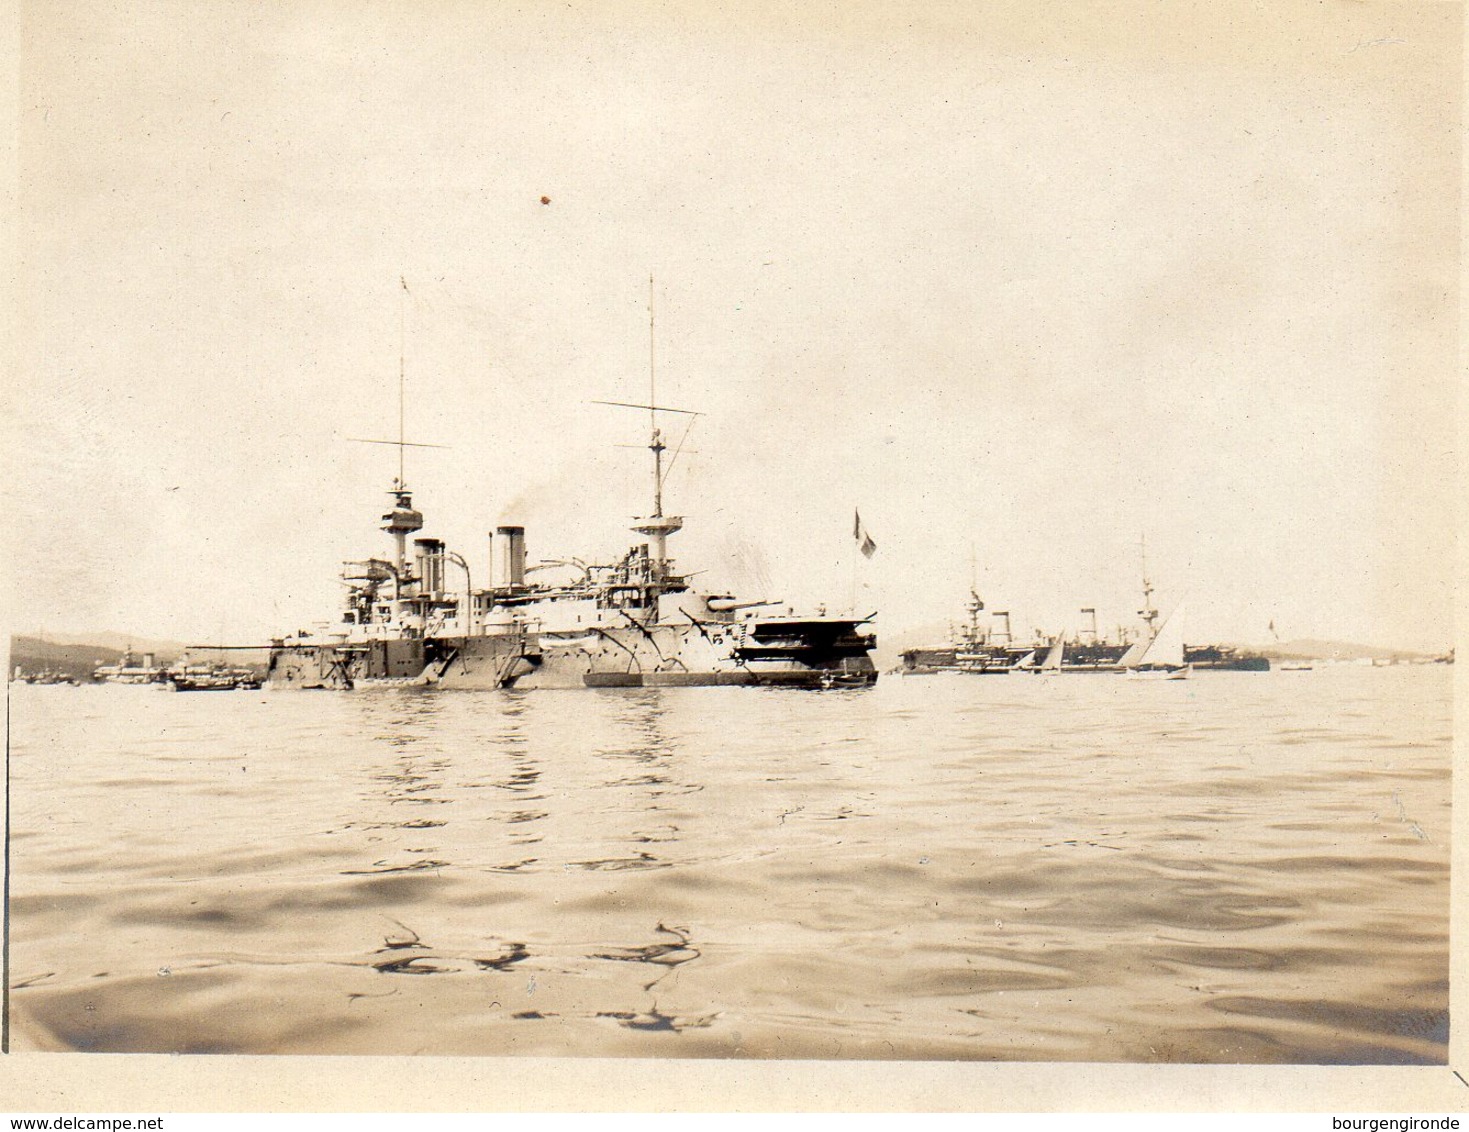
[{"x1": 267, "y1": 291, "x2": 878, "y2": 691}]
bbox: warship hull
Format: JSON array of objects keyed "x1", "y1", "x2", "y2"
[
  {"x1": 897, "y1": 647, "x2": 1027, "y2": 675},
  {"x1": 268, "y1": 620, "x2": 878, "y2": 691},
  {"x1": 899, "y1": 641, "x2": 1270, "y2": 675},
  {"x1": 1183, "y1": 647, "x2": 1270, "y2": 672}
]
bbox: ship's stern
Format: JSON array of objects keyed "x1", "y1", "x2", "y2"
[{"x1": 735, "y1": 616, "x2": 878, "y2": 687}]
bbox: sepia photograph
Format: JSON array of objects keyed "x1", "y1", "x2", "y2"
[{"x1": 4, "y1": 0, "x2": 1462, "y2": 1113}]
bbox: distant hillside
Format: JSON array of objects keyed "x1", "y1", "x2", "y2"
[
  {"x1": 10, "y1": 637, "x2": 125, "y2": 680},
  {"x1": 13, "y1": 630, "x2": 193, "y2": 656},
  {"x1": 1261, "y1": 639, "x2": 1437, "y2": 662},
  {"x1": 9, "y1": 635, "x2": 192, "y2": 681}
]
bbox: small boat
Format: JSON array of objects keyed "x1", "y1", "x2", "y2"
[{"x1": 819, "y1": 669, "x2": 873, "y2": 689}]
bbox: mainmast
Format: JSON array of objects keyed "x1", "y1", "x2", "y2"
[
  {"x1": 965, "y1": 545, "x2": 984, "y2": 646},
  {"x1": 399, "y1": 275, "x2": 407, "y2": 487},
  {"x1": 647, "y1": 274, "x2": 667, "y2": 521},
  {"x1": 1138, "y1": 532, "x2": 1159, "y2": 639},
  {"x1": 594, "y1": 277, "x2": 696, "y2": 572}
]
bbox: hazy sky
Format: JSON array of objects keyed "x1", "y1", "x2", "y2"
[{"x1": 11, "y1": 0, "x2": 1461, "y2": 651}]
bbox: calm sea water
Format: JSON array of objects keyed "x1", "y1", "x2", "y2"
[{"x1": 5, "y1": 666, "x2": 1451, "y2": 1061}]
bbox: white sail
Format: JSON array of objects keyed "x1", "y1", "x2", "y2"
[
  {"x1": 1117, "y1": 637, "x2": 1148, "y2": 668},
  {"x1": 1136, "y1": 602, "x2": 1186, "y2": 669},
  {"x1": 1040, "y1": 637, "x2": 1064, "y2": 671}
]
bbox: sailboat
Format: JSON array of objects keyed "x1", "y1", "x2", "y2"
[
  {"x1": 1037, "y1": 635, "x2": 1065, "y2": 676},
  {"x1": 1123, "y1": 602, "x2": 1190, "y2": 679},
  {"x1": 1008, "y1": 649, "x2": 1037, "y2": 673}
]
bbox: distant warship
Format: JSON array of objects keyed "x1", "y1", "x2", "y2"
[
  {"x1": 165, "y1": 661, "x2": 262, "y2": 692},
  {"x1": 94, "y1": 649, "x2": 166, "y2": 685},
  {"x1": 897, "y1": 590, "x2": 1035, "y2": 675},
  {"x1": 898, "y1": 560, "x2": 1268, "y2": 675},
  {"x1": 267, "y1": 289, "x2": 877, "y2": 691}
]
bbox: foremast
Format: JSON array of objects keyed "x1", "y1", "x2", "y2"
[{"x1": 1137, "y1": 533, "x2": 1159, "y2": 639}]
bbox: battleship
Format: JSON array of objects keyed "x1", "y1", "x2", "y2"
[
  {"x1": 896, "y1": 590, "x2": 1137, "y2": 677},
  {"x1": 1029, "y1": 610, "x2": 1268, "y2": 673},
  {"x1": 266, "y1": 292, "x2": 878, "y2": 691},
  {"x1": 897, "y1": 590, "x2": 1037, "y2": 675},
  {"x1": 94, "y1": 649, "x2": 167, "y2": 685},
  {"x1": 898, "y1": 568, "x2": 1269, "y2": 675}
]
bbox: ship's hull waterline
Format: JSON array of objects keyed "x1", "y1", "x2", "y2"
[{"x1": 268, "y1": 626, "x2": 878, "y2": 691}]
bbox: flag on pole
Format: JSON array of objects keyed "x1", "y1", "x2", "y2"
[{"x1": 853, "y1": 510, "x2": 877, "y2": 559}]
